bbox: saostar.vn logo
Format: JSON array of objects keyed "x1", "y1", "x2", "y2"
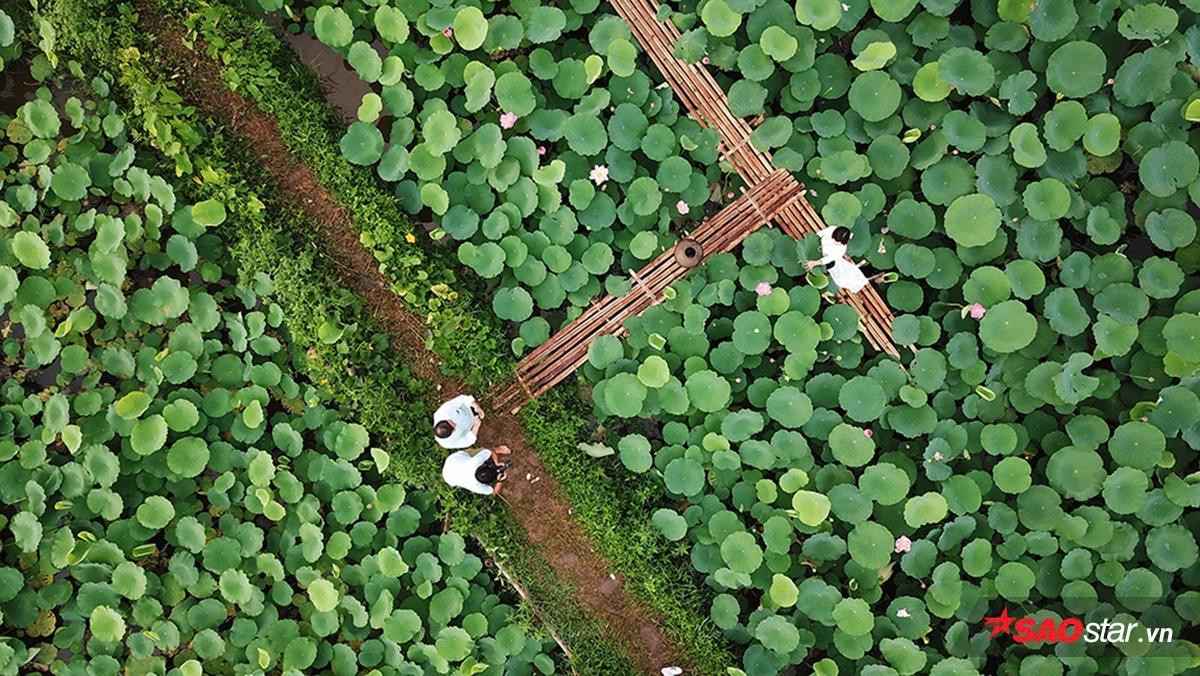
[{"x1": 983, "y1": 608, "x2": 1176, "y2": 645}]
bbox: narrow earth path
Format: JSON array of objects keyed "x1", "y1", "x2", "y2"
[{"x1": 143, "y1": 9, "x2": 685, "y2": 673}]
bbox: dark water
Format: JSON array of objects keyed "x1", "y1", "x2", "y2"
[
  {"x1": 273, "y1": 23, "x2": 374, "y2": 124},
  {"x1": 0, "y1": 57, "x2": 36, "y2": 116}
]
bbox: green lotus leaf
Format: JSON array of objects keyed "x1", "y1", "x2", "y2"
[
  {"x1": 1140, "y1": 141, "x2": 1199, "y2": 197},
  {"x1": 1045, "y1": 41, "x2": 1106, "y2": 98},
  {"x1": 1118, "y1": 3, "x2": 1178, "y2": 40},
  {"x1": 374, "y1": 5, "x2": 410, "y2": 44},
  {"x1": 664, "y1": 457, "x2": 705, "y2": 496},
  {"x1": 136, "y1": 495, "x2": 176, "y2": 529},
  {"x1": 1145, "y1": 525, "x2": 1198, "y2": 573},
  {"x1": 452, "y1": 6, "x2": 488, "y2": 50},
  {"x1": 495, "y1": 71, "x2": 536, "y2": 117},
  {"x1": 701, "y1": 0, "x2": 742, "y2": 37},
  {"x1": 685, "y1": 369, "x2": 731, "y2": 412},
  {"x1": 1022, "y1": 179, "x2": 1070, "y2": 221},
  {"x1": 756, "y1": 614, "x2": 800, "y2": 653},
  {"x1": 619, "y1": 434, "x2": 653, "y2": 473},
  {"x1": 1083, "y1": 113, "x2": 1121, "y2": 156},
  {"x1": 937, "y1": 47, "x2": 994, "y2": 96},
  {"x1": 848, "y1": 71, "x2": 901, "y2": 122},
  {"x1": 979, "y1": 300, "x2": 1036, "y2": 353},
  {"x1": 314, "y1": 6, "x2": 353, "y2": 48},
  {"x1": 340, "y1": 122, "x2": 385, "y2": 165},
  {"x1": 20, "y1": 99, "x2": 60, "y2": 138},
  {"x1": 912, "y1": 62, "x2": 950, "y2": 102},
  {"x1": 90, "y1": 605, "x2": 127, "y2": 643},
  {"x1": 10, "y1": 231, "x2": 51, "y2": 269},
  {"x1": 786, "y1": 491, "x2": 826, "y2": 529},
  {"x1": 848, "y1": 521, "x2": 892, "y2": 569},
  {"x1": 944, "y1": 193, "x2": 1000, "y2": 247},
  {"x1": 795, "y1": 0, "x2": 842, "y2": 30}
]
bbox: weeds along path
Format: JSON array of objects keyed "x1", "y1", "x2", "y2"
[{"x1": 141, "y1": 8, "x2": 685, "y2": 673}]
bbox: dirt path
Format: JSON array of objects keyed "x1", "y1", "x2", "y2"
[{"x1": 143, "y1": 9, "x2": 684, "y2": 673}]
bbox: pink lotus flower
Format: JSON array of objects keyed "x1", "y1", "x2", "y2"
[
  {"x1": 589, "y1": 164, "x2": 609, "y2": 186},
  {"x1": 755, "y1": 282, "x2": 772, "y2": 296},
  {"x1": 538, "y1": 146, "x2": 546, "y2": 155},
  {"x1": 894, "y1": 536, "x2": 912, "y2": 553},
  {"x1": 443, "y1": 28, "x2": 453, "y2": 37},
  {"x1": 933, "y1": 451, "x2": 944, "y2": 462},
  {"x1": 864, "y1": 428, "x2": 873, "y2": 438},
  {"x1": 969, "y1": 303, "x2": 986, "y2": 319},
  {"x1": 881, "y1": 226, "x2": 890, "y2": 234},
  {"x1": 499, "y1": 112, "x2": 517, "y2": 130},
  {"x1": 702, "y1": 56, "x2": 710, "y2": 65},
  {"x1": 676, "y1": 200, "x2": 689, "y2": 215}
]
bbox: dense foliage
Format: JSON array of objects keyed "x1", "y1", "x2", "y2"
[
  {"x1": 264, "y1": 0, "x2": 1200, "y2": 673},
  {"x1": 268, "y1": 0, "x2": 737, "y2": 354},
  {"x1": 0, "y1": 61, "x2": 559, "y2": 673}
]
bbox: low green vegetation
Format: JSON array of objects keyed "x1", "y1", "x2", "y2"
[
  {"x1": 0, "y1": 62, "x2": 559, "y2": 672},
  {"x1": 33, "y1": 1, "x2": 734, "y2": 672},
  {"x1": 256, "y1": 0, "x2": 1200, "y2": 673},
  {"x1": 262, "y1": 0, "x2": 730, "y2": 353},
  {"x1": 17, "y1": 0, "x2": 1200, "y2": 672}
]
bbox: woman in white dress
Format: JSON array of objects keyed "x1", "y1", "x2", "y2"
[{"x1": 805, "y1": 226, "x2": 869, "y2": 293}]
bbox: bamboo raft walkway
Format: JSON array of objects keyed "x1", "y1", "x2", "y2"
[
  {"x1": 493, "y1": 0, "x2": 901, "y2": 413},
  {"x1": 494, "y1": 169, "x2": 804, "y2": 412},
  {"x1": 607, "y1": 0, "x2": 899, "y2": 356}
]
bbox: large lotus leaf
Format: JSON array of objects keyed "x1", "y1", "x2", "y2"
[
  {"x1": 937, "y1": 47, "x2": 994, "y2": 96},
  {"x1": 51, "y1": 162, "x2": 92, "y2": 201},
  {"x1": 701, "y1": 0, "x2": 742, "y2": 37},
  {"x1": 11, "y1": 231, "x2": 51, "y2": 269},
  {"x1": 20, "y1": 99, "x2": 60, "y2": 138},
  {"x1": 136, "y1": 496, "x2": 176, "y2": 529},
  {"x1": 1022, "y1": 179, "x2": 1069, "y2": 221},
  {"x1": 859, "y1": 463, "x2": 910, "y2": 505},
  {"x1": 756, "y1": 615, "x2": 800, "y2": 653},
  {"x1": 1140, "y1": 142, "x2": 1199, "y2": 197},
  {"x1": 795, "y1": 0, "x2": 842, "y2": 30},
  {"x1": 664, "y1": 457, "x2": 705, "y2": 496},
  {"x1": 604, "y1": 372, "x2": 646, "y2": 417},
  {"x1": 773, "y1": 311, "x2": 820, "y2": 355},
  {"x1": 314, "y1": 6, "x2": 353, "y2": 48},
  {"x1": 1045, "y1": 41, "x2": 1106, "y2": 98},
  {"x1": 495, "y1": 72, "x2": 536, "y2": 117},
  {"x1": 944, "y1": 194, "x2": 1000, "y2": 247},
  {"x1": 1113, "y1": 47, "x2": 1176, "y2": 106},
  {"x1": 847, "y1": 521, "x2": 892, "y2": 569},
  {"x1": 1083, "y1": 114, "x2": 1121, "y2": 156},
  {"x1": 848, "y1": 71, "x2": 901, "y2": 122},
  {"x1": 130, "y1": 415, "x2": 168, "y2": 455},
  {"x1": 374, "y1": 5, "x2": 409, "y2": 44},
  {"x1": 979, "y1": 300, "x2": 1036, "y2": 353},
  {"x1": 492, "y1": 287, "x2": 533, "y2": 321},
  {"x1": 838, "y1": 377, "x2": 886, "y2": 423},
  {"x1": 452, "y1": 7, "x2": 487, "y2": 49},
  {"x1": 685, "y1": 370, "x2": 731, "y2": 412},
  {"x1": 341, "y1": 122, "x2": 385, "y2": 165}
]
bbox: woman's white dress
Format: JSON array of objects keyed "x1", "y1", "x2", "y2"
[{"x1": 814, "y1": 227, "x2": 869, "y2": 293}]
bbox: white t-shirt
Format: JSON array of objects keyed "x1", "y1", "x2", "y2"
[
  {"x1": 442, "y1": 449, "x2": 494, "y2": 495},
  {"x1": 433, "y1": 395, "x2": 477, "y2": 449}
]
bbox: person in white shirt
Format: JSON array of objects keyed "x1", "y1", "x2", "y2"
[
  {"x1": 442, "y1": 446, "x2": 512, "y2": 495},
  {"x1": 806, "y1": 226, "x2": 869, "y2": 293},
  {"x1": 433, "y1": 394, "x2": 484, "y2": 449}
]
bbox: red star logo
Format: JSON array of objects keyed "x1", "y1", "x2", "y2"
[{"x1": 985, "y1": 607, "x2": 1015, "y2": 637}]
